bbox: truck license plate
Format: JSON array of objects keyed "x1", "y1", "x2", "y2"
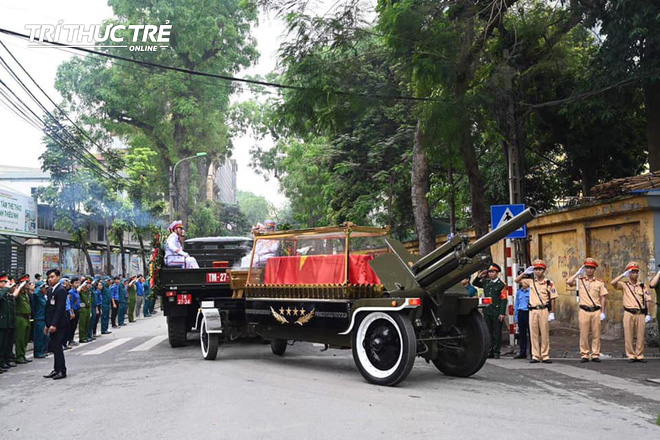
[
  {"x1": 206, "y1": 272, "x2": 229, "y2": 283},
  {"x1": 177, "y1": 294, "x2": 192, "y2": 305}
]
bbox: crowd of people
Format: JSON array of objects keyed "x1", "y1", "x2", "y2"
[
  {"x1": 464, "y1": 258, "x2": 654, "y2": 363},
  {"x1": 0, "y1": 269, "x2": 157, "y2": 380}
]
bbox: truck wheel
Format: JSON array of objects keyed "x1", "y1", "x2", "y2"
[
  {"x1": 200, "y1": 318, "x2": 219, "y2": 361},
  {"x1": 351, "y1": 311, "x2": 416, "y2": 386},
  {"x1": 432, "y1": 310, "x2": 489, "y2": 377},
  {"x1": 270, "y1": 339, "x2": 287, "y2": 356},
  {"x1": 167, "y1": 316, "x2": 187, "y2": 348}
]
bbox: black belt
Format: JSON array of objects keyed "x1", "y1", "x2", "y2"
[
  {"x1": 529, "y1": 304, "x2": 548, "y2": 310},
  {"x1": 624, "y1": 307, "x2": 647, "y2": 315},
  {"x1": 580, "y1": 305, "x2": 601, "y2": 312}
]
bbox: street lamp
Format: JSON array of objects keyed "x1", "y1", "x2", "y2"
[{"x1": 170, "y1": 152, "x2": 208, "y2": 220}]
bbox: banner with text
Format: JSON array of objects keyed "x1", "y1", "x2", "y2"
[{"x1": 0, "y1": 188, "x2": 37, "y2": 237}]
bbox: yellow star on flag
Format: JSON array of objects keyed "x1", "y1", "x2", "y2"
[{"x1": 299, "y1": 255, "x2": 308, "y2": 270}]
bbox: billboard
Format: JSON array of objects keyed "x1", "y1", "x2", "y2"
[{"x1": 0, "y1": 187, "x2": 37, "y2": 237}]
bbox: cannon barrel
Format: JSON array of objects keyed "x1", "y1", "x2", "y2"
[
  {"x1": 414, "y1": 208, "x2": 536, "y2": 288},
  {"x1": 464, "y1": 207, "x2": 536, "y2": 258}
]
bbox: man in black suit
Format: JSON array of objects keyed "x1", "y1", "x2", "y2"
[{"x1": 44, "y1": 269, "x2": 68, "y2": 380}]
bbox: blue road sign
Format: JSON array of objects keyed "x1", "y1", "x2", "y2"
[{"x1": 490, "y1": 204, "x2": 527, "y2": 239}]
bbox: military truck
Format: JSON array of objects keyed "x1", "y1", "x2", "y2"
[
  {"x1": 159, "y1": 208, "x2": 535, "y2": 386},
  {"x1": 159, "y1": 236, "x2": 252, "y2": 347}
]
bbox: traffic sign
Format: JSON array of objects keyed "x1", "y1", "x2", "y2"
[{"x1": 490, "y1": 204, "x2": 527, "y2": 239}]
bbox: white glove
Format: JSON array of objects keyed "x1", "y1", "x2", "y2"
[
  {"x1": 548, "y1": 312, "x2": 555, "y2": 322},
  {"x1": 623, "y1": 270, "x2": 630, "y2": 278},
  {"x1": 181, "y1": 251, "x2": 189, "y2": 258},
  {"x1": 646, "y1": 315, "x2": 652, "y2": 323},
  {"x1": 575, "y1": 265, "x2": 585, "y2": 277},
  {"x1": 600, "y1": 312, "x2": 606, "y2": 321},
  {"x1": 524, "y1": 266, "x2": 534, "y2": 275}
]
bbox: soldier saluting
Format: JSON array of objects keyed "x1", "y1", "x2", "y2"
[
  {"x1": 566, "y1": 258, "x2": 608, "y2": 363},
  {"x1": 473, "y1": 264, "x2": 507, "y2": 359},
  {"x1": 611, "y1": 262, "x2": 652, "y2": 363},
  {"x1": 515, "y1": 259, "x2": 557, "y2": 364}
]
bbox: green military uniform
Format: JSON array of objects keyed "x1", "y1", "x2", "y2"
[
  {"x1": 127, "y1": 283, "x2": 136, "y2": 323},
  {"x1": 473, "y1": 269, "x2": 507, "y2": 358},
  {"x1": 78, "y1": 287, "x2": 92, "y2": 343},
  {"x1": 5, "y1": 286, "x2": 16, "y2": 364},
  {"x1": 14, "y1": 287, "x2": 32, "y2": 363},
  {"x1": 0, "y1": 286, "x2": 12, "y2": 368}
]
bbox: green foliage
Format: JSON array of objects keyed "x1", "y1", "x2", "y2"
[
  {"x1": 54, "y1": 0, "x2": 259, "y2": 218},
  {"x1": 187, "y1": 201, "x2": 251, "y2": 238},
  {"x1": 236, "y1": 190, "x2": 273, "y2": 227}
]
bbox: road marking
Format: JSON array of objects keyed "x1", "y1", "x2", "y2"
[
  {"x1": 82, "y1": 338, "x2": 132, "y2": 355},
  {"x1": 492, "y1": 359, "x2": 660, "y2": 402},
  {"x1": 128, "y1": 335, "x2": 167, "y2": 352}
]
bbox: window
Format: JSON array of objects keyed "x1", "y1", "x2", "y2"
[{"x1": 97, "y1": 225, "x2": 105, "y2": 242}]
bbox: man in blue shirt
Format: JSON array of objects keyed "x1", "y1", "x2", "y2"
[
  {"x1": 110, "y1": 277, "x2": 120, "y2": 328},
  {"x1": 514, "y1": 273, "x2": 530, "y2": 359},
  {"x1": 461, "y1": 278, "x2": 478, "y2": 297},
  {"x1": 67, "y1": 277, "x2": 81, "y2": 346},
  {"x1": 134, "y1": 275, "x2": 145, "y2": 320},
  {"x1": 142, "y1": 277, "x2": 151, "y2": 317},
  {"x1": 101, "y1": 276, "x2": 112, "y2": 334}
]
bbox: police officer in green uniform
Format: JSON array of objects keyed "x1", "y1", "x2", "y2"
[
  {"x1": 0, "y1": 273, "x2": 13, "y2": 372},
  {"x1": 473, "y1": 263, "x2": 507, "y2": 359},
  {"x1": 78, "y1": 278, "x2": 92, "y2": 343},
  {"x1": 13, "y1": 274, "x2": 32, "y2": 364}
]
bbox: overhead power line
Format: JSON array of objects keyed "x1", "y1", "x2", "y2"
[{"x1": 0, "y1": 28, "x2": 434, "y2": 103}]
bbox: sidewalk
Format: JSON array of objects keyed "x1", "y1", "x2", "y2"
[{"x1": 500, "y1": 326, "x2": 660, "y2": 359}]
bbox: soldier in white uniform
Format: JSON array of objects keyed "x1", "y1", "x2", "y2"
[{"x1": 164, "y1": 220, "x2": 199, "y2": 268}]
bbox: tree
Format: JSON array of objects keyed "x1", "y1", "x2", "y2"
[
  {"x1": 55, "y1": 0, "x2": 259, "y2": 222},
  {"x1": 236, "y1": 190, "x2": 273, "y2": 227}
]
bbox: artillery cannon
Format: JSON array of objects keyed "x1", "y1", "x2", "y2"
[{"x1": 162, "y1": 208, "x2": 536, "y2": 386}]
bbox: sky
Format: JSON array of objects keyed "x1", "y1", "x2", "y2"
[{"x1": 0, "y1": 0, "x2": 287, "y2": 206}]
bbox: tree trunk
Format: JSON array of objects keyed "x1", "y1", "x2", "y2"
[
  {"x1": 645, "y1": 81, "x2": 660, "y2": 171},
  {"x1": 136, "y1": 229, "x2": 147, "y2": 276},
  {"x1": 455, "y1": 84, "x2": 489, "y2": 238},
  {"x1": 105, "y1": 217, "x2": 112, "y2": 275},
  {"x1": 78, "y1": 230, "x2": 95, "y2": 277},
  {"x1": 119, "y1": 232, "x2": 126, "y2": 277},
  {"x1": 448, "y1": 165, "x2": 456, "y2": 235},
  {"x1": 411, "y1": 121, "x2": 435, "y2": 256}
]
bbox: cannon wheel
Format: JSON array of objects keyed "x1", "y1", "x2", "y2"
[
  {"x1": 270, "y1": 339, "x2": 287, "y2": 356},
  {"x1": 432, "y1": 310, "x2": 489, "y2": 377},
  {"x1": 200, "y1": 318, "x2": 219, "y2": 361},
  {"x1": 167, "y1": 316, "x2": 187, "y2": 348},
  {"x1": 352, "y1": 311, "x2": 416, "y2": 386}
]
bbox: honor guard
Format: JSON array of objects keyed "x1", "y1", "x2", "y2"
[
  {"x1": 611, "y1": 262, "x2": 652, "y2": 362},
  {"x1": 0, "y1": 273, "x2": 13, "y2": 372},
  {"x1": 566, "y1": 258, "x2": 608, "y2": 362},
  {"x1": 515, "y1": 259, "x2": 558, "y2": 363},
  {"x1": 473, "y1": 264, "x2": 507, "y2": 359}
]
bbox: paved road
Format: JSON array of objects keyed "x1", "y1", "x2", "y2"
[{"x1": 1, "y1": 314, "x2": 659, "y2": 439}]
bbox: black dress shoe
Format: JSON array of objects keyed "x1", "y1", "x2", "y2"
[
  {"x1": 25, "y1": 358, "x2": 33, "y2": 363},
  {"x1": 43, "y1": 370, "x2": 57, "y2": 378},
  {"x1": 493, "y1": 354, "x2": 500, "y2": 359},
  {"x1": 628, "y1": 358, "x2": 636, "y2": 363},
  {"x1": 541, "y1": 360, "x2": 553, "y2": 364},
  {"x1": 513, "y1": 354, "x2": 526, "y2": 359},
  {"x1": 487, "y1": 353, "x2": 495, "y2": 359},
  {"x1": 591, "y1": 357, "x2": 601, "y2": 363},
  {"x1": 636, "y1": 359, "x2": 647, "y2": 363},
  {"x1": 580, "y1": 358, "x2": 589, "y2": 363},
  {"x1": 530, "y1": 359, "x2": 539, "y2": 364},
  {"x1": 52, "y1": 371, "x2": 67, "y2": 380}
]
